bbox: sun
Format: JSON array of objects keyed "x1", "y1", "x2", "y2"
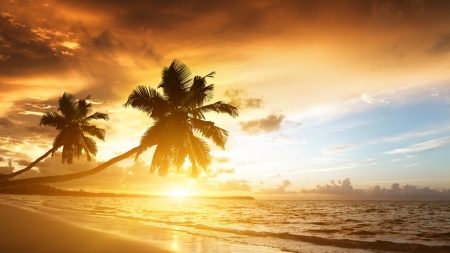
[{"x1": 170, "y1": 189, "x2": 191, "y2": 198}]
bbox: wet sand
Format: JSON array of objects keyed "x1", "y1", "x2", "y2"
[{"x1": 0, "y1": 202, "x2": 173, "y2": 253}]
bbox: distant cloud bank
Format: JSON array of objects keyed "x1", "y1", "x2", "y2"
[
  {"x1": 260, "y1": 178, "x2": 450, "y2": 200},
  {"x1": 300, "y1": 178, "x2": 450, "y2": 200}
]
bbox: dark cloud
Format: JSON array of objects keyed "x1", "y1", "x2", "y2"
[
  {"x1": 369, "y1": 0, "x2": 404, "y2": 26},
  {"x1": 0, "y1": 4, "x2": 144, "y2": 102},
  {"x1": 239, "y1": 114, "x2": 284, "y2": 134},
  {"x1": 0, "y1": 11, "x2": 70, "y2": 78},
  {"x1": 260, "y1": 180, "x2": 296, "y2": 194},
  {"x1": 224, "y1": 89, "x2": 263, "y2": 109},
  {"x1": 0, "y1": 117, "x2": 14, "y2": 128},
  {"x1": 217, "y1": 179, "x2": 251, "y2": 191},
  {"x1": 429, "y1": 33, "x2": 450, "y2": 55},
  {"x1": 0, "y1": 157, "x2": 4, "y2": 162},
  {"x1": 15, "y1": 159, "x2": 31, "y2": 166}
]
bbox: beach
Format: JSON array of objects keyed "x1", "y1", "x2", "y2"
[
  {"x1": 0, "y1": 202, "x2": 173, "y2": 253},
  {"x1": 1, "y1": 195, "x2": 450, "y2": 253},
  {"x1": 0, "y1": 199, "x2": 286, "y2": 253}
]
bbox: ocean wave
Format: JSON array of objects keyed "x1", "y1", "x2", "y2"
[
  {"x1": 417, "y1": 232, "x2": 450, "y2": 239},
  {"x1": 304, "y1": 229, "x2": 340, "y2": 234},
  {"x1": 193, "y1": 224, "x2": 450, "y2": 252}
]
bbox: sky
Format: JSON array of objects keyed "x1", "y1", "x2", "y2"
[{"x1": 0, "y1": 0, "x2": 450, "y2": 199}]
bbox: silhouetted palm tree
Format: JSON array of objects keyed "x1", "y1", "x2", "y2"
[
  {"x1": 124, "y1": 59, "x2": 238, "y2": 176},
  {"x1": 0, "y1": 59, "x2": 237, "y2": 189},
  {"x1": 0, "y1": 93, "x2": 108, "y2": 181}
]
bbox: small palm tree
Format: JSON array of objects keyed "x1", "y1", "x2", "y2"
[
  {"x1": 0, "y1": 93, "x2": 108, "y2": 181},
  {"x1": 124, "y1": 59, "x2": 238, "y2": 176}
]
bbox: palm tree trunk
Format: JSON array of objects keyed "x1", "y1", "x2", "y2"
[
  {"x1": 0, "y1": 147, "x2": 140, "y2": 190},
  {"x1": 0, "y1": 148, "x2": 56, "y2": 182}
]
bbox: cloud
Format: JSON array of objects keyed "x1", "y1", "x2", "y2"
[
  {"x1": 301, "y1": 178, "x2": 450, "y2": 200},
  {"x1": 217, "y1": 179, "x2": 251, "y2": 191},
  {"x1": 223, "y1": 89, "x2": 263, "y2": 109},
  {"x1": 385, "y1": 136, "x2": 450, "y2": 154},
  {"x1": 365, "y1": 183, "x2": 450, "y2": 199},
  {"x1": 383, "y1": 126, "x2": 450, "y2": 142},
  {"x1": 429, "y1": 33, "x2": 450, "y2": 55},
  {"x1": 301, "y1": 178, "x2": 362, "y2": 195},
  {"x1": 0, "y1": 157, "x2": 4, "y2": 162},
  {"x1": 239, "y1": 114, "x2": 285, "y2": 134},
  {"x1": 361, "y1": 93, "x2": 390, "y2": 104},
  {"x1": 214, "y1": 157, "x2": 230, "y2": 163},
  {"x1": 369, "y1": 0, "x2": 403, "y2": 26},
  {"x1": 206, "y1": 167, "x2": 235, "y2": 178},
  {"x1": 260, "y1": 180, "x2": 296, "y2": 194},
  {"x1": 324, "y1": 143, "x2": 354, "y2": 155},
  {"x1": 15, "y1": 159, "x2": 31, "y2": 166}
]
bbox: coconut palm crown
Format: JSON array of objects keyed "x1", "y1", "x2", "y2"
[
  {"x1": 40, "y1": 92, "x2": 109, "y2": 163},
  {"x1": 124, "y1": 59, "x2": 238, "y2": 177}
]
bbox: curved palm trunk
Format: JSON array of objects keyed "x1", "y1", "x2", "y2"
[
  {"x1": 0, "y1": 148, "x2": 56, "y2": 182},
  {"x1": 0, "y1": 147, "x2": 140, "y2": 190}
]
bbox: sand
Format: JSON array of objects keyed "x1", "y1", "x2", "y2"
[{"x1": 0, "y1": 202, "x2": 173, "y2": 253}]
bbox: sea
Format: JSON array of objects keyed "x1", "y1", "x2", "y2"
[{"x1": 1, "y1": 195, "x2": 450, "y2": 253}]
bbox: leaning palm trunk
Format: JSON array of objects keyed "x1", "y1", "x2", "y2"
[
  {"x1": 0, "y1": 147, "x2": 140, "y2": 190},
  {"x1": 0, "y1": 148, "x2": 57, "y2": 182}
]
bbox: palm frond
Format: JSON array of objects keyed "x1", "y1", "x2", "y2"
[
  {"x1": 135, "y1": 120, "x2": 167, "y2": 160},
  {"x1": 173, "y1": 145, "x2": 188, "y2": 172},
  {"x1": 184, "y1": 132, "x2": 202, "y2": 177},
  {"x1": 84, "y1": 112, "x2": 109, "y2": 122},
  {"x1": 75, "y1": 96, "x2": 92, "y2": 120},
  {"x1": 52, "y1": 130, "x2": 67, "y2": 154},
  {"x1": 80, "y1": 135, "x2": 98, "y2": 161},
  {"x1": 189, "y1": 101, "x2": 239, "y2": 119},
  {"x1": 183, "y1": 75, "x2": 214, "y2": 108},
  {"x1": 149, "y1": 140, "x2": 172, "y2": 176},
  {"x1": 190, "y1": 118, "x2": 229, "y2": 149},
  {"x1": 58, "y1": 92, "x2": 77, "y2": 118},
  {"x1": 189, "y1": 134, "x2": 211, "y2": 176},
  {"x1": 39, "y1": 112, "x2": 66, "y2": 130},
  {"x1": 124, "y1": 86, "x2": 169, "y2": 120},
  {"x1": 81, "y1": 126, "x2": 106, "y2": 141},
  {"x1": 158, "y1": 59, "x2": 191, "y2": 106}
]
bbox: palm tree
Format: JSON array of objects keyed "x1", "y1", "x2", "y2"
[
  {"x1": 124, "y1": 59, "x2": 238, "y2": 176},
  {"x1": 0, "y1": 93, "x2": 108, "y2": 181},
  {"x1": 0, "y1": 59, "x2": 238, "y2": 189}
]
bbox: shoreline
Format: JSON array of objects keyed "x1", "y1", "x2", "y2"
[
  {"x1": 0, "y1": 199, "x2": 284, "y2": 253},
  {"x1": 0, "y1": 202, "x2": 173, "y2": 253}
]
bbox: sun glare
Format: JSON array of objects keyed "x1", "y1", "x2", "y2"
[{"x1": 170, "y1": 189, "x2": 191, "y2": 198}]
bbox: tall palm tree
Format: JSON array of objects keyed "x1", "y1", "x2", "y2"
[
  {"x1": 0, "y1": 59, "x2": 238, "y2": 189},
  {"x1": 124, "y1": 59, "x2": 238, "y2": 176},
  {"x1": 0, "y1": 93, "x2": 108, "y2": 181}
]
